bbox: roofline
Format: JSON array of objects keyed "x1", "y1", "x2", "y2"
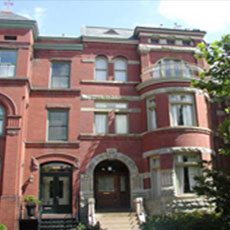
[
  {"x1": 38, "y1": 35, "x2": 81, "y2": 41},
  {"x1": 134, "y1": 26, "x2": 206, "y2": 38},
  {"x1": 0, "y1": 19, "x2": 39, "y2": 39}
]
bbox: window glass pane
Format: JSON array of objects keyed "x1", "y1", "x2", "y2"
[
  {"x1": 51, "y1": 62, "x2": 70, "y2": 88},
  {"x1": 114, "y1": 59, "x2": 126, "y2": 70},
  {"x1": 115, "y1": 114, "x2": 128, "y2": 134},
  {"x1": 95, "y1": 57, "x2": 108, "y2": 81},
  {"x1": 0, "y1": 120, "x2": 3, "y2": 135},
  {"x1": 149, "y1": 108, "x2": 157, "y2": 129},
  {"x1": 98, "y1": 176, "x2": 114, "y2": 192},
  {"x1": 115, "y1": 71, "x2": 126, "y2": 81},
  {"x1": 48, "y1": 111, "x2": 68, "y2": 140},
  {"x1": 95, "y1": 70, "x2": 107, "y2": 81},
  {"x1": 95, "y1": 114, "x2": 107, "y2": 133},
  {"x1": 0, "y1": 50, "x2": 17, "y2": 77},
  {"x1": 120, "y1": 176, "x2": 126, "y2": 192}
]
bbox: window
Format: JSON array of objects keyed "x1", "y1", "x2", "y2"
[
  {"x1": 152, "y1": 59, "x2": 192, "y2": 79},
  {"x1": 115, "y1": 114, "x2": 128, "y2": 134},
  {"x1": 95, "y1": 56, "x2": 108, "y2": 81},
  {"x1": 170, "y1": 94, "x2": 196, "y2": 126},
  {"x1": 94, "y1": 113, "x2": 108, "y2": 134},
  {"x1": 94, "y1": 102, "x2": 128, "y2": 134},
  {"x1": 48, "y1": 110, "x2": 68, "y2": 141},
  {"x1": 147, "y1": 98, "x2": 157, "y2": 130},
  {"x1": 0, "y1": 105, "x2": 5, "y2": 136},
  {"x1": 0, "y1": 50, "x2": 17, "y2": 77},
  {"x1": 114, "y1": 58, "x2": 127, "y2": 81},
  {"x1": 175, "y1": 154, "x2": 200, "y2": 194},
  {"x1": 51, "y1": 62, "x2": 70, "y2": 88}
]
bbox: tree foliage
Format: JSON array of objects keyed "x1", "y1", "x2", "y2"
[{"x1": 193, "y1": 34, "x2": 230, "y2": 155}]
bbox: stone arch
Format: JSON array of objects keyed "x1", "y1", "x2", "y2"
[
  {"x1": 0, "y1": 93, "x2": 17, "y2": 115},
  {"x1": 80, "y1": 148, "x2": 143, "y2": 210},
  {"x1": 85, "y1": 148, "x2": 138, "y2": 176}
]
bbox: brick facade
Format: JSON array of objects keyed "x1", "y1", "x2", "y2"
[{"x1": 0, "y1": 11, "x2": 221, "y2": 229}]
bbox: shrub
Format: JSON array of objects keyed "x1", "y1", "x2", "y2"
[
  {"x1": 0, "y1": 224, "x2": 7, "y2": 230},
  {"x1": 141, "y1": 211, "x2": 227, "y2": 230}
]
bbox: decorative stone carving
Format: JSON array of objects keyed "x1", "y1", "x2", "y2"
[{"x1": 31, "y1": 157, "x2": 39, "y2": 170}]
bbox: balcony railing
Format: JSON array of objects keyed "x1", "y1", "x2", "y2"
[{"x1": 0, "y1": 64, "x2": 15, "y2": 77}]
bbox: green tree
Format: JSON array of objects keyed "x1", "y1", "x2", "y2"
[
  {"x1": 193, "y1": 34, "x2": 230, "y2": 155},
  {"x1": 193, "y1": 35, "x2": 230, "y2": 227}
]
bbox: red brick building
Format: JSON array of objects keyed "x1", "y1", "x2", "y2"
[{"x1": 0, "y1": 11, "x2": 216, "y2": 229}]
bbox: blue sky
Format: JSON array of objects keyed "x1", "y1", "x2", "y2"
[{"x1": 1, "y1": 0, "x2": 230, "y2": 42}]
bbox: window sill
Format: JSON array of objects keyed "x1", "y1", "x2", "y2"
[
  {"x1": 79, "y1": 133, "x2": 141, "y2": 140},
  {"x1": 25, "y1": 141, "x2": 80, "y2": 148},
  {"x1": 81, "y1": 80, "x2": 140, "y2": 85}
]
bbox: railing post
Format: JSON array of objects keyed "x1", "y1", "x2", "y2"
[{"x1": 88, "y1": 198, "x2": 96, "y2": 226}]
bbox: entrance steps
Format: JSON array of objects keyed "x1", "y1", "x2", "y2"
[
  {"x1": 39, "y1": 218, "x2": 78, "y2": 230},
  {"x1": 95, "y1": 212, "x2": 140, "y2": 230}
]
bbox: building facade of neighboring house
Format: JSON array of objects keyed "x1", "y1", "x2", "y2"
[{"x1": 0, "y1": 11, "x2": 217, "y2": 229}]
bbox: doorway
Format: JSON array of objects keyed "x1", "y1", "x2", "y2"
[
  {"x1": 94, "y1": 160, "x2": 130, "y2": 211},
  {"x1": 40, "y1": 162, "x2": 72, "y2": 213}
]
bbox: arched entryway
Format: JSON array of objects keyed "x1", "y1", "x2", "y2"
[
  {"x1": 40, "y1": 162, "x2": 72, "y2": 214},
  {"x1": 94, "y1": 160, "x2": 130, "y2": 211}
]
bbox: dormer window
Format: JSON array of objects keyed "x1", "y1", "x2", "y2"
[
  {"x1": 0, "y1": 50, "x2": 17, "y2": 78},
  {"x1": 152, "y1": 59, "x2": 192, "y2": 79}
]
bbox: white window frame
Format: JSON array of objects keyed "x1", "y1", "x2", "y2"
[
  {"x1": 50, "y1": 62, "x2": 70, "y2": 89},
  {"x1": 114, "y1": 58, "x2": 127, "y2": 81},
  {"x1": 174, "y1": 153, "x2": 201, "y2": 196},
  {"x1": 147, "y1": 97, "x2": 157, "y2": 130},
  {"x1": 0, "y1": 50, "x2": 17, "y2": 78},
  {"x1": 0, "y1": 105, "x2": 5, "y2": 136},
  {"x1": 95, "y1": 56, "x2": 108, "y2": 81},
  {"x1": 169, "y1": 94, "x2": 196, "y2": 127}
]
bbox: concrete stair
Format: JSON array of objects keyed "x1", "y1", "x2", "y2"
[{"x1": 96, "y1": 212, "x2": 140, "y2": 230}]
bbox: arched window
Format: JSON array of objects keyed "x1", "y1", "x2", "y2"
[
  {"x1": 114, "y1": 58, "x2": 127, "y2": 81},
  {"x1": 152, "y1": 59, "x2": 192, "y2": 79},
  {"x1": 95, "y1": 56, "x2": 108, "y2": 81},
  {"x1": 0, "y1": 105, "x2": 5, "y2": 136}
]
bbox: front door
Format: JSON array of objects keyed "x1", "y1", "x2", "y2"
[
  {"x1": 94, "y1": 160, "x2": 130, "y2": 210},
  {"x1": 40, "y1": 163, "x2": 72, "y2": 213}
]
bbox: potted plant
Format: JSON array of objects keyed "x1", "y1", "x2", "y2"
[{"x1": 24, "y1": 195, "x2": 39, "y2": 218}]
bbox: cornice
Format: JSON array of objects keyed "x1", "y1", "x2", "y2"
[
  {"x1": 0, "y1": 77, "x2": 29, "y2": 85},
  {"x1": 139, "y1": 86, "x2": 204, "y2": 99},
  {"x1": 0, "y1": 20, "x2": 38, "y2": 39},
  {"x1": 143, "y1": 146, "x2": 214, "y2": 158},
  {"x1": 82, "y1": 36, "x2": 138, "y2": 44},
  {"x1": 34, "y1": 43, "x2": 84, "y2": 51},
  {"x1": 138, "y1": 44, "x2": 199, "y2": 54}
]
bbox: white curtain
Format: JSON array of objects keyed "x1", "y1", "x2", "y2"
[
  {"x1": 149, "y1": 108, "x2": 157, "y2": 129},
  {"x1": 171, "y1": 105, "x2": 179, "y2": 126},
  {"x1": 188, "y1": 167, "x2": 199, "y2": 191},
  {"x1": 115, "y1": 114, "x2": 128, "y2": 134},
  {"x1": 114, "y1": 59, "x2": 127, "y2": 81},
  {"x1": 95, "y1": 114, "x2": 107, "y2": 133},
  {"x1": 176, "y1": 167, "x2": 184, "y2": 195},
  {"x1": 95, "y1": 57, "x2": 108, "y2": 81},
  {"x1": 182, "y1": 105, "x2": 193, "y2": 125}
]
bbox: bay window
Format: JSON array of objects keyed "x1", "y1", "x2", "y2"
[
  {"x1": 170, "y1": 94, "x2": 196, "y2": 126},
  {"x1": 0, "y1": 50, "x2": 17, "y2": 77}
]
